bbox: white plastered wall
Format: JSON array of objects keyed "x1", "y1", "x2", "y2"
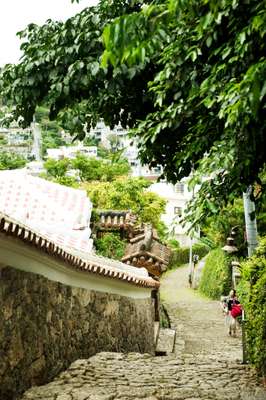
[{"x1": 0, "y1": 234, "x2": 151, "y2": 299}]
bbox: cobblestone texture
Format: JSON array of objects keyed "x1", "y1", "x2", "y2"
[
  {"x1": 22, "y1": 266, "x2": 266, "y2": 400},
  {"x1": 0, "y1": 266, "x2": 154, "y2": 400}
]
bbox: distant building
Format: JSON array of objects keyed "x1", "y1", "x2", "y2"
[
  {"x1": 132, "y1": 164, "x2": 163, "y2": 180},
  {"x1": 88, "y1": 120, "x2": 112, "y2": 148},
  {"x1": 46, "y1": 145, "x2": 97, "y2": 160},
  {"x1": 0, "y1": 125, "x2": 33, "y2": 159},
  {"x1": 148, "y1": 180, "x2": 200, "y2": 247},
  {"x1": 60, "y1": 130, "x2": 73, "y2": 144},
  {"x1": 88, "y1": 121, "x2": 164, "y2": 179}
]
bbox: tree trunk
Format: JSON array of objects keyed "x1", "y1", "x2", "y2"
[{"x1": 243, "y1": 188, "x2": 258, "y2": 257}]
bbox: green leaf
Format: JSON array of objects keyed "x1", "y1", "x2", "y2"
[
  {"x1": 239, "y1": 31, "x2": 246, "y2": 44},
  {"x1": 206, "y1": 36, "x2": 212, "y2": 47},
  {"x1": 91, "y1": 61, "x2": 100, "y2": 76}
]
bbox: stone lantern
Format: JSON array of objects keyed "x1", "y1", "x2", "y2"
[{"x1": 222, "y1": 236, "x2": 238, "y2": 254}]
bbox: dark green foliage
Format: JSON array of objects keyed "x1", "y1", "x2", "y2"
[
  {"x1": 169, "y1": 243, "x2": 209, "y2": 269},
  {"x1": 201, "y1": 198, "x2": 245, "y2": 247},
  {"x1": 199, "y1": 248, "x2": 233, "y2": 299},
  {"x1": 41, "y1": 132, "x2": 65, "y2": 156},
  {"x1": 168, "y1": 247, "x2": 191, "y2": 268},
  {"x1": 193, "y1": 243, "x2": 212, "y2": 260},
  {"x1": 238, "y1": 237, "x2": 266, "y2": 377},
  {"x1": 0, "y1": 152, "x2": 27, "y2": 170},
  {"x1": 103, "y1": 0, "x2": 266, "y2": 228},
  {"x1": 201, "y1": 174, "x2": 266, "y2": 253},
  {"x1": 198, "y1": 236, "x2": 217, "y2": 250},
  {"x1": 94, "y1": 233, "x2": 126, "y2": 260}
]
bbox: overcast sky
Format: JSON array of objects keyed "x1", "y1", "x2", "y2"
[{"x1": 0, "y1": 0, "x2": 98, "y2": 66}]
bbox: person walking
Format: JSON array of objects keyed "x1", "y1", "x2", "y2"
[{"x1": 226, "y1": 289, "x2": 242, "y2": 337}]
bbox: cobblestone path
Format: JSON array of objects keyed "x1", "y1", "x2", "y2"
[{"x1": 22, "y1": 265, "x2": 266, "y2": 400}]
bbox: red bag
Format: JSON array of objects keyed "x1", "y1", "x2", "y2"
[{"x1": 231, "y1": 304, "x2": 242, "y2": 318}]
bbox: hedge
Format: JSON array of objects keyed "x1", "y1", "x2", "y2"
[
  {"x1": 198, "y1": 248, "x2": 232, "y2": 299},
  {"x1": 238, "y1": 237, "x2": 266, "y2": 378},
  {"x1": 168, "y1": 242, "x2": 209, "y2": 269}
]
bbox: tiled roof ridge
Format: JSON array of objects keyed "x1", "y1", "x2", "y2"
[
  {"x1": 0, "y1": 212, "x2": 159, "y2": 289},
  {"x1": 97, "y1": 209, "x2": 131, "y2": 217}
]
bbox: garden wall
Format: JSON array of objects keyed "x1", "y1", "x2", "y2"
[{"x1": 0, "y1": 265, "x2": 154, "y2": 400}]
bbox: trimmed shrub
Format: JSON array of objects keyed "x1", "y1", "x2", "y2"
[
  {"x1": 199, "y1": 248, "x2": 232, "y2": 299},
  {"x1": 193, "y1": 243, "x2": 211, "y2": 259},
  {"x1": 238, "y1": 237, "x2": 266, "y2": 377},
  {"x1": 168, "y1": 243, "x2": 209, "y2": 269}
]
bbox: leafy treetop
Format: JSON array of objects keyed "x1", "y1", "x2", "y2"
[
  {"x1": 0, "y1": 0, "x2": 265, "y2": 227},
  {"x1": 103, "y1": 0, "x2": 266, "y2": 228},
  {"x1": 0, "y1": 0, "x2": 154, "y2": 134},
  {"x1": 44, "y1": 152, "x2": 130, "y2": 182},
  {"x1": 83, "y1": 176, "x2": 166, "y2": 230}
]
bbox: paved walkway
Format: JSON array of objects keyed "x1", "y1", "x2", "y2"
[{"x1": 22, "y1": 265, "x2": 266, "y2": 400}]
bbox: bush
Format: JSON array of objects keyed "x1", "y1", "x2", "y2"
[
  {"x1": 238, "y1": 237, "x2": 266, "y2": 377},
  {"x1": 167, "y1": 238, "x2": 180, "y2": 251},
  {"x1": 168, "y1": 242, "x2": 209, "y2": 269},
  {"x1": 198, "y1": 248, "x2": 232, "y2": 299},
  {"x1": 94, "y1": 233, "x2": 126, "y2": 260},
  {"x1": 0, "y1": 152, "x2": 27, "y2": 170},
  {"x1": 44, "y1": 158, "x2": 70, "y2": 178}
]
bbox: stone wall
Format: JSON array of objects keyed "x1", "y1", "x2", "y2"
[{"x1": 0, "y1": 266, "x2": 154, "y2": 400}]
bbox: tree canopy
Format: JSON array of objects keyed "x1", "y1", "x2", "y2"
[
  {"x1": 44, "y1": 153, "x2": 130, "y2": 182},
  {"x1": 0, "y1": 1, "x2": 154, "y2": 132},
  {"x1": 0, "y1": 0, "x2": 265, "y2": 227},
  {"x1": 83, "y1": 177, "x2": 166, "y2": 231},
  {"x1": 103, "y1": 0, "x2": 266, "y2": 227}
]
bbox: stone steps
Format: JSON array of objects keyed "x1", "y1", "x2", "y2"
[{"x1": 155, "y1": 327, "x2": 176, "y2": 355}]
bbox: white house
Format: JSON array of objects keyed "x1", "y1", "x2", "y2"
[
  {"x1": 46, "y1": 145, "x2": 97, "y2": 160},
  {"x1": 148, "y1": 180, "x2": 200, "y2": 247},
  {"x1": 0, "y1": 124, "x2": 33, "y2": 158}
]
